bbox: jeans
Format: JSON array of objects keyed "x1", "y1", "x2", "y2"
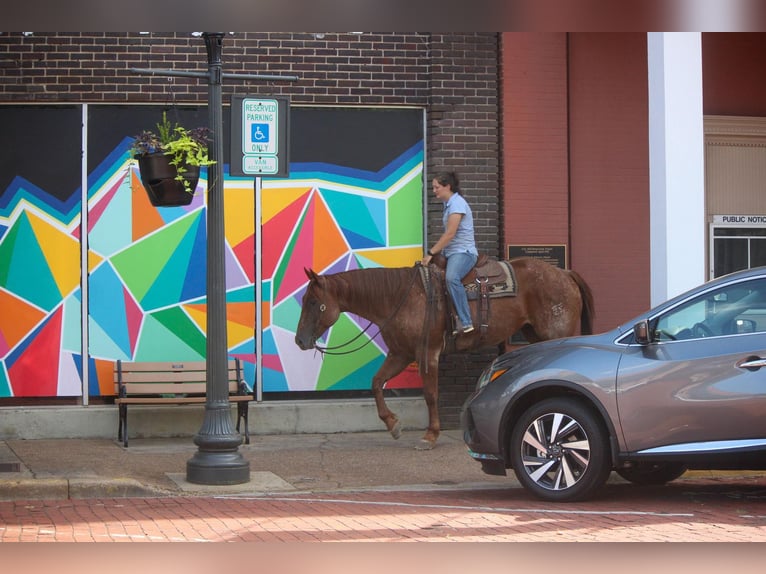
[{"x1": 445, "y1": 251, "x2": 478, "y2": 328}]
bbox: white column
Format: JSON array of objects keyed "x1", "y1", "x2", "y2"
[{"x1": 647, "y1": 32, "x2": 706, "y2": 306}]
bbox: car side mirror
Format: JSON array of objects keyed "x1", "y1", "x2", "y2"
[
  {"x1": 734, "y1": 318, "x2": 757, "y2": 334},
  {"x1": 633, "y1": 320, "x2": 652, "y2": 345}
]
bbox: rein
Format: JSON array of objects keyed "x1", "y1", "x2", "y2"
[{"x1": 313, "y1": 267, "x2": 421, "y2": 356}]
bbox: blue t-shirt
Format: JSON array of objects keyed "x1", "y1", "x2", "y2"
[{"x1": 442, "y1": 193, "x2": 478, "y2": 257}]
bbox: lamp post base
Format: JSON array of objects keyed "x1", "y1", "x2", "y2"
[
  {"x1": 186, "y1": 449, "x2": 250, "y2": 485},
  {"x1": 186, "y1": 406, "x2": 250, "y2": 485}
]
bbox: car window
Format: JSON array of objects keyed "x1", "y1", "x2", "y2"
[{"x1": 653, "y1": 277, "x2": 766, "y2": 341}]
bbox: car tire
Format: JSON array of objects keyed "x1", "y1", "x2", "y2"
[
  {"x1": 616, "y1": 462, "x2": 687, "y2": 486},
  {"x1": 509, "y1": 397, "x2": 611, "y2": 502}
]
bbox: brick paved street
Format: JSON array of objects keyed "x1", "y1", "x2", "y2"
[{"x1": 1, "y1": 476, "x2": 765, "y2": 542}]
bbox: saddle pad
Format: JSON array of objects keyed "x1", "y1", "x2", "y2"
[{"x1": 464, "y1": 260, "x2": 517, "y2": 300}]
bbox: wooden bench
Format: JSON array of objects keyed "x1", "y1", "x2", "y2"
[{"x1": 114, "y1": 359, "x2": 252, "y2": 448}]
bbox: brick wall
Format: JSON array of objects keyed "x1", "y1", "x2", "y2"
[
  {"x1": 501, "y1": 33, "x2": 569, "y2": 253},
  {"x1": 0, "y1": 31, "x2": 501, "y2": 428},
  {"x1": 568, "y1": 34, "x2": 650, "y2": 333},
  {"x1": 425, "y1": 33, "x2": 502, "y2": 428}
]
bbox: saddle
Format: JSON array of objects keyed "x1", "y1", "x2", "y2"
[{"x1": 429, "y1": 253, "x2": 517, "y2": 335}]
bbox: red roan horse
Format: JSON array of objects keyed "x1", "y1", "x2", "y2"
[{"x1": 294, "y1": 257, "x2": 594, "y2": 449}]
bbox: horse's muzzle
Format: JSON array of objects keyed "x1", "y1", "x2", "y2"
[{"x1": 294, "y1": 334, "x2": 316, "y2": 350}]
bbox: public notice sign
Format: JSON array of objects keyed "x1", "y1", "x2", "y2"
[{"x1": 230, "y1": 95, "x2": 290, "y2": 178}]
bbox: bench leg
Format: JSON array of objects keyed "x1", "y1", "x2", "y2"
[
  {"x1": 237, "y1": 402, "x2": 250, "y2": 445},
  {"x1": 118, "y1": 404, "x2": 128, "y2": 448}
]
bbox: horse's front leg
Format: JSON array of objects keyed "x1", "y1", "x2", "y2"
[
  {"x1": 416, "y1": 355, "x2": 441, "y2": 450},
  {"x1": 371, "y1": 353, "x2": 410, "y2": 440}
]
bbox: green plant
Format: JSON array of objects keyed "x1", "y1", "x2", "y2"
[{"x1": 131, "y1": 112, "x2": 215, "y2": 192}]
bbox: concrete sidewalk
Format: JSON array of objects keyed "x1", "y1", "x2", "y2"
[{"x1": 0, "y1": 429, "x2": 516, "y2": 501}]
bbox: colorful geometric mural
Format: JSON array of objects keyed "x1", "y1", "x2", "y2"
[{"x1": 0, "y1": 105, "x2": 423, "y2": 399}]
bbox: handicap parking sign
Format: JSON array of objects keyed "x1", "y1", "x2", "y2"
[
  {"x1": 233, "y1": 95, "x2": 289, "y2": 177},
  {"x1": 251, "y1": 123, "x2": 269, "y2": 144}
]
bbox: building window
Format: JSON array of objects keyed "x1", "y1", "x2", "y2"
[{"x1": 711, "y1": 221, "x2": 766, "y2": 278}]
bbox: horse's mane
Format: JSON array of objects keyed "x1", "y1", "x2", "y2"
[{"x1": 330, "y1": 266, "x2": 420, "y2": 310}]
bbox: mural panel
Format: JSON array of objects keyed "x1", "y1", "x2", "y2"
[{"x1": 0, "y1": 105, "x2": 423, "y2": 399}]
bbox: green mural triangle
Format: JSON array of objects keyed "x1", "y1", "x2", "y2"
[
  {"x1": 151, "y1": 307, "x2": 207, "y2": 357},
  {"x1": 324, "y1": 355, "x2": 384, "y2": 391},
  {"x1": 388, "y1": 177, "x2": 423, "y2": 246},
  {"x1": 62, "y1": 292, "x2": 83, "y2": 354},
  {"x1": 132, "y1": 313, "x2": 205, "y2": 362},
  {"x1": 111, "y1": 212, "x2": 199, "y2": 302},
  {"x1": 0, "y1": 216, "x2": 21, "y2": 286},
  {"x1": 227, "y1": 285, "x2": 255, "y2": 303},
  {"x1": 316, "y1": 314, "x2": 384, "y2": 390},
  {"x1": 3, "y1": 212, "x2": 61, "y2": 310},
  {"x1": 0, "y1": 366, "x2": 11, "y2": 397},
  {"x1": 141, "y1": 215, "x2": 201, "y2": 310},
  {"x1": 272, "y1": 291, "x2": 302, "y2": 332}
]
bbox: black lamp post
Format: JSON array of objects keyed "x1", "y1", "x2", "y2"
[
  {"x1": 131, "y1": 33, "x2": 297, "y2": 485},
  {"x1": 185, "y1": 32, "x2": 249, "y2": 485}
]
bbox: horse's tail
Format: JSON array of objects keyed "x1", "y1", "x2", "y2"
[{"x1": 568, "y1": 270, "x2": 595, "y2": 335}]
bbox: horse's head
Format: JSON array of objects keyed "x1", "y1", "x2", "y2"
[{"x1": 295, "y1": 267, "x2": 342, "y2": 350}]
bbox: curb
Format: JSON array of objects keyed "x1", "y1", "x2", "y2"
[{"x1": 0, "y1": 478, "x2": 175, "y2": 501}]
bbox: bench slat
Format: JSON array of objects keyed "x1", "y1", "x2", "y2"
[
  {"x1": 116, "y1": 360, "x2": 238, "y2": 372},
  {"x1": 117, "y1": 381, "x2": 240, "y2": 394},
  {"x1": 116, "y1": 395, "x2": 252, "y2": 404}
]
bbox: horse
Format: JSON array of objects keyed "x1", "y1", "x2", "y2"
[{"x1": 294, "y1": 256, "x2": 595, "y2": 449}]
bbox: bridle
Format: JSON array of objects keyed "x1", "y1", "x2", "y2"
[{"x1": 309, "y1": 267, "x2": 421, "y2": 356}]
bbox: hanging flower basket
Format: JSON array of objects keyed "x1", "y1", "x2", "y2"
[
  {"x1": 136, "y1": 152, "x2": 199, "y2": 207},
  {"x1": 130, "y1": 111, "x2": 214, "y2": 208}
]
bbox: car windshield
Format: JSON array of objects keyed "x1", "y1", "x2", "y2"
[{"x1": 653, "y1": 277, "x2": 766, "y2": 341}]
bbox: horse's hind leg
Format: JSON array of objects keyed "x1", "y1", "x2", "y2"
[
  {"x1": 416, "y1": 357, "x2": 441, "y2": 450},
  {"x1": 372, "y1": 353, "x2": 411, "y2": 440}
]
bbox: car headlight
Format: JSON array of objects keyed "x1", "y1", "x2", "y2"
[{"x1": 476, "y1": 362, "x2": 509, "y2": 391}]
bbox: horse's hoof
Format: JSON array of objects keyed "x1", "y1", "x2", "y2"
[
  {"x1": 415, "y1": 439, "x2": 435, "y2": 450},
  {"x1": 389, "y1": 420, "x2": 402, "y2": 440}
]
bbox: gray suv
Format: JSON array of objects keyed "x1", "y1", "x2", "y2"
[{"x1": 461, "y1": 266, "x2": 766, "y2": 502}]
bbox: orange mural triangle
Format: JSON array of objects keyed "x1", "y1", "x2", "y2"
[
  {"x1": 311, "y1": 193, "x2": 349, "y2": 271},
  {"x1": 226, "y1": 301, "x2": 255, "y2": 328},
  {"x1": 0, "y1": 289, "x2": 47, "y2": 350},
  {"x1": 130, "y1": 169, "x2": 166, "y2": 241}
]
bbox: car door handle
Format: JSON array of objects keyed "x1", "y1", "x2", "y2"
[{"x1": 739, "y1": 357, "x2": 766, "y2": 371}]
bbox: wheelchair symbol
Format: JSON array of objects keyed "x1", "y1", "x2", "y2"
[{"x1": 251, "y1": 123, "x2": 270, "y2": 143}]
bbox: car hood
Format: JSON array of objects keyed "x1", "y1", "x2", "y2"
[{"x1": 488, "y1": 329, "x2": 625, "y2": 386}]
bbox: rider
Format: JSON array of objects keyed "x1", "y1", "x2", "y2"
[{"x1": 420, "y1": 171, "x2": 478, "y2": 335}]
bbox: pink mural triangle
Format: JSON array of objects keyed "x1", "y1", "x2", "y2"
[
  {"x1": 0, "y1": 329, "x2": 9, "y2": 356},
  {"x1": 87, "y1": 177, "x2": 123, "y2": 234},
  {"x1": 123, "y1": 285, "x2": 143, "y2": 357},
  {"x1": 274, "y1": 197, "x2": 319, "y2": 305},
  {"x1": 274, "y1": 193, "x2": 349, "y2": 305},
  {"x1": 8, "y1": 307, "x2": 63, "y2": 397},
  {"x1": 262, "y1": 189, "x2": 310, "y2": 278}
]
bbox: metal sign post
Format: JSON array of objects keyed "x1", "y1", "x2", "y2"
[{"x1": 131, "y1": 33, "x2": 297, "y2": 485}]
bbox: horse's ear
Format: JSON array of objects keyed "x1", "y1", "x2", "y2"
[{"x1": 304, "y1": 267, "x2": 319, "y2": 281}]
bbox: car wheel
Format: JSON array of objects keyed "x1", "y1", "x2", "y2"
[
  {"x1": 509, "y1": 397, "x2": 611, "y2": 502},
  {"x1": 616, "y1": 462, "x2": 687, "y2": 485}
]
